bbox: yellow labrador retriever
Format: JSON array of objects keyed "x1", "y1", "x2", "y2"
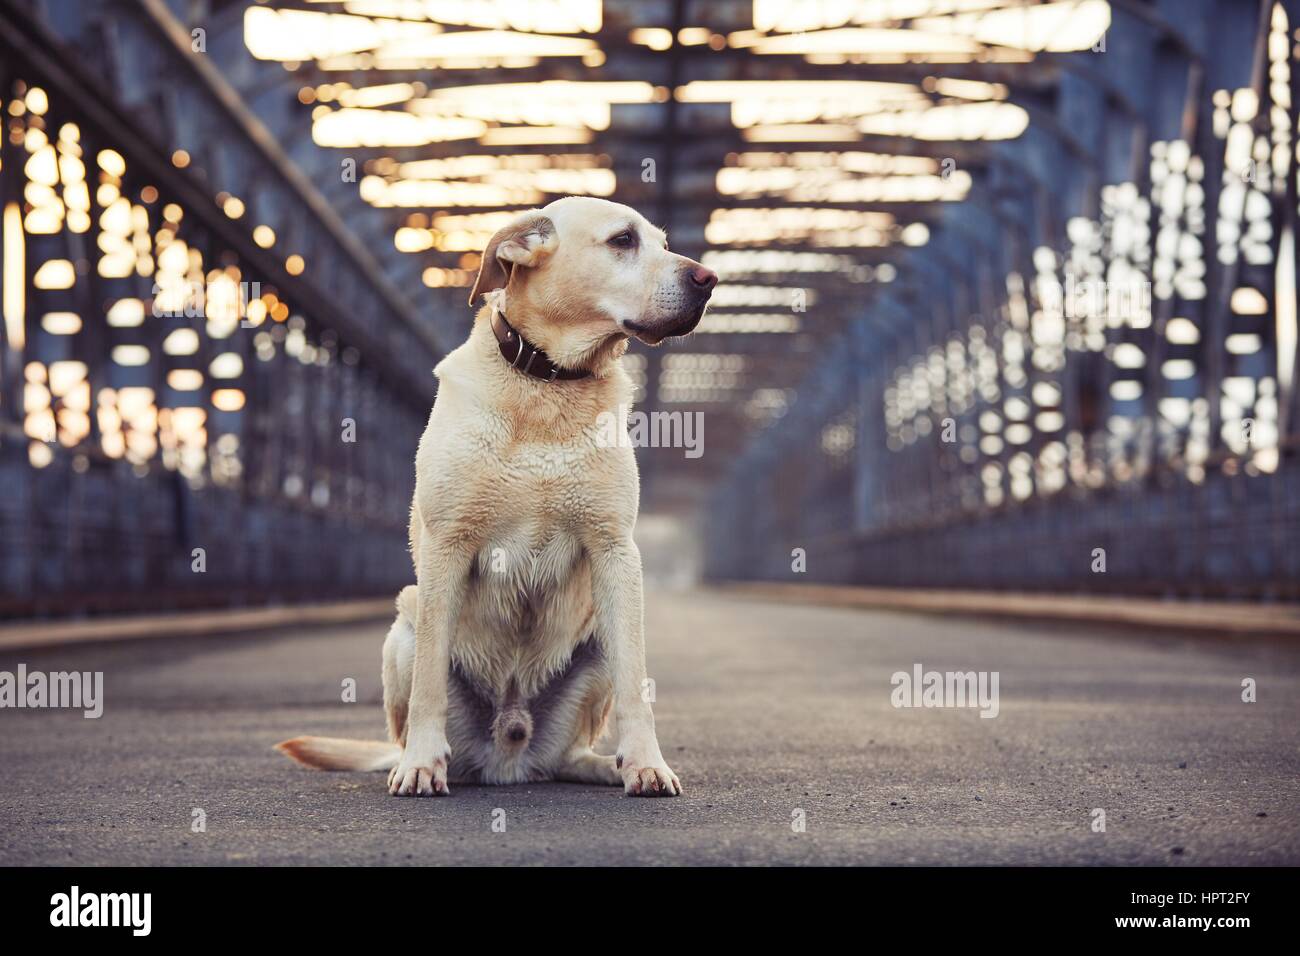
[{"x1": 277, "y1": 196, "x2": 717, "y2": 797}]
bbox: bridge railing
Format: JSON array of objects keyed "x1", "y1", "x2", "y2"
[
  {"x1": 0, "y1": 5, "x2": 435, "y2": 617},
  {"x1": 705, "y1": 1, "x2": 1300, "y2": 600}
]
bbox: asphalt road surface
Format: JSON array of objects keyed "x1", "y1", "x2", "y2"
[{"x1": 2, "y1": 589, "x2": 1297, "y2": 865}]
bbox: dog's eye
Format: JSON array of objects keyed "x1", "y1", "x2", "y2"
[{"x1": 607, "y1": 230, "x2": 636, "y2": 249}]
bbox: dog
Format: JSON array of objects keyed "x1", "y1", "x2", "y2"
[{"x1": 276, "y1": 196, "x2": 717, "y2": 797}]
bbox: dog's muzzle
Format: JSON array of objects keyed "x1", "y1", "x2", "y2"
[{"x1": 625, "y1": 266, "x2": 718, "y2": 344}]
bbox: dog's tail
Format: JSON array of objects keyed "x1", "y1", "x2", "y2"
[
  {"x1": 276, "y1": 587, "x2": 414, "y2": 773},
  {"x1": 274, "y1": 736, "x2": 401, "y2": 772}
]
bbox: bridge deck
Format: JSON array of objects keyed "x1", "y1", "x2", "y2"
[{"x1": 1, "y1": 590, "x2": 1296, "y2": 866}]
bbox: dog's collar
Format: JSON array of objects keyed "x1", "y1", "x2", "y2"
[{"x1": 490, "y1": 308, "x2": 591, "y2": 383}]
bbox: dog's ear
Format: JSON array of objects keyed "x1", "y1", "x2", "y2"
[{"x1": 468, "y1": 213, "x2": 557, "y2": 306}]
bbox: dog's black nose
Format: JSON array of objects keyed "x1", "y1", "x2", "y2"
[
  {"x1": 688, "y1": 266, "x2": 718, "y2": 290},
  {"x1": 507, "y1": 725, "x2": 527, "y2": 742}
]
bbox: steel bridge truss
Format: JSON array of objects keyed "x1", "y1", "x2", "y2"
[
  {"x1": 0, "y1": 2, "x2": 437, "y2": 615},
  {"x1": 707, "y1": 0, "x2": 1300, "y2": 599}
]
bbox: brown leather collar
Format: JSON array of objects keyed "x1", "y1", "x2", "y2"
[{"x1": 491, "y1": 308, "x2": 591, "y2": 383}]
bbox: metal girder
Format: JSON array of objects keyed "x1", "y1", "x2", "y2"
[
  {"x1": 0, "y1": 0, "x2": 440, "y2": 406},
  {"x1": 705, "y1": 0, "x2": 1300, "y2": 598},
  {"x1": 0, "y1": 0, "x2": 444, "y2": 614}
]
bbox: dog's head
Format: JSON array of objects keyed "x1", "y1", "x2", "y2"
[{"x1": 468, "y1": 197, "x2": 718, "y2": 356}]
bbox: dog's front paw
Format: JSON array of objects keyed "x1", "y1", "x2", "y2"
[
  {"x1": 617, "y1": 754, "x2": 681, "y2": 797},
  {"x1": 388, "y1": 750, "x2": 451, "y2": 797}
]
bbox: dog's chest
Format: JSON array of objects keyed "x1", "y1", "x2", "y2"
[
  {"x1": 459, "y1": 520, "x2": 592, "y2": 691},
  {"x1": 473, "y1": 523, "x2": 583, "y2": 600},
  {"x1": 478, "y1": 438, "x2": 588, "y2": 565}
]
